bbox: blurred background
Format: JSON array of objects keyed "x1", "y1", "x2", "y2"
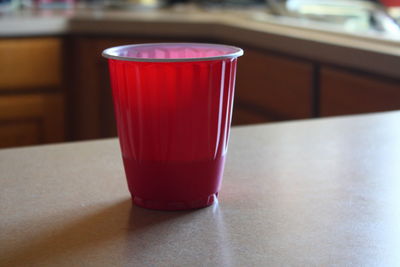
[{"x1": 0, "y1": 0, "x2": 399, "y2": 149}]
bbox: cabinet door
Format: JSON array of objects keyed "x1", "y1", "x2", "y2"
[
  {"x1": 232, "y1": 106, "x2": 271, "y2": 125},
  {"x1": 0, "y1": 94, "x2": 65, "y2": 148},
  {"x1": 320, "y1": 67, "x2": 400, "y2": 116},
  {"x1": 234, "y1": 48, "x2": 313, "y2": 125},
  {"x1": 0, "y1": 38, "x2": 62, "y2": 90},
  {"x1": 0, "y1": 122, "x2": 40, "y2": 148}
]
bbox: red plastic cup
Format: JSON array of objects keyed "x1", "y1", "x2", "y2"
[{"x1": 102, "y1": 43, "x2": 243, "y2": 210}]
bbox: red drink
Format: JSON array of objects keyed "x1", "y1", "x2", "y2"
[{"x1": 103, "y1": 43, "x2": 243, "y2": 210}]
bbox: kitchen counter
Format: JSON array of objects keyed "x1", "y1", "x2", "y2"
[
  {"x1": 1, "y1": 7, "x2": 400, "y2": 78},
  {"x1": 1, "y1": 111, "x2": 400, "y2": 266}
]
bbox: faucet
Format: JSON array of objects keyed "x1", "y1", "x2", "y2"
[{"x1": 266, "y1": 0, "x2": 293, "y2": 16}]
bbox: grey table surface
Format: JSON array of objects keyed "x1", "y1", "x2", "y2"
[{"x1": 1, "y1": 111, "x2": 400, "y2": 266}]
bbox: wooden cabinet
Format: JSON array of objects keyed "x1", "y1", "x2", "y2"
[
  {"x1": 2, "y1": 35, "x2": 400, "y2": 149},
  {"x1": 0, "y1": 121, "x2": 40, "y2": 147},
  {"x1": 68, "y1": 39, "x2": 400, "y2": 137},
  {"x1": 0, "y1": 38, "x2": 61, "y2": 90},
  {"x1": 234, "y1": 48, "x2": 314, "y2": 125},
  {"x1": 320, "y1": 67, "x2": 400, "y2": 116},
  {"x1": 0, "y1": 94, "x2": 64, "y2": 148},
  {"x1": 233, "y1": 106, "x2": 272, "y2": 125},
  {"x1": 70, "y1": 41, "x2": 315, "y2": 136},
  {"x1": 0, "y1": 38, "x2": 65, "y2": 148}
]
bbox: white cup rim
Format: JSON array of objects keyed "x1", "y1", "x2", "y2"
[{"x1": 102, "y1": 43, "x2": 244, "y2": 62}]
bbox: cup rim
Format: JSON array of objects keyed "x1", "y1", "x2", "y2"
[{"x1": 102, "y1": 43, "x2": 244, "y2": 62}]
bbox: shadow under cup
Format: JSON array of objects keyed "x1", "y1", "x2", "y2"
[{"x1": 103, "y1": 43, "x2": 243, "y2": 210}]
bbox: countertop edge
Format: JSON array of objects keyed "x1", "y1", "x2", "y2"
[{"x1": 1, "y1": 10, "x2": 400, "y2": 78}]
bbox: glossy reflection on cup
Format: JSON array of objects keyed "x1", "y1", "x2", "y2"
[{"x1": 103, "y1": 43, "x2": 243, "y2": 210}]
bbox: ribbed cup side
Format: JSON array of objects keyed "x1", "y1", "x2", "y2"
[{"x1": 109, "y1": 58, "x2": 237, "y2": 163}]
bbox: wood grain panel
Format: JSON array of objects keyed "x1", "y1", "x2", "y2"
[
  {"x1": 41, "y1": 94, "x2": 65, "y2": 142},
  {"x1": 232, "y1": 106, "x2": 272, "y2": 125},
  {"x1": 0, "y1": 38, "x2": 62, "y2": 90},
  {"x1": 0, "y1": 94, "x2": 45, "y2": 120},
  {"x1": 0, "y1": 94, "x2": 65, "y2": 148},
  {"x1": 0, "y1": 121, "x2": 40, "y2": 147},
  {"x1": 320, "y1": 67, "x2": 400, "y2": 116},
  {"x1": 235, "y1": 49, "x2": 313, "y2": 120}
]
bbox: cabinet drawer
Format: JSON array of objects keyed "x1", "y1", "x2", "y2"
[
  {"x1": 320, "y1": 67, "x2": 400, "y2": 116},
  {"x1": 0, "y1": 38, "x2": 62, "y2": 90},
  {"x1": 0, "y1": 93, "x2": 65, "y2": 148},
  {"x1": 0, "y1": 121, "x2": 40, "y2": 148}
]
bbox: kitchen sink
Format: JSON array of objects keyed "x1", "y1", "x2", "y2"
[{"x1": 256, "y1": 0, "x2": 400, "y2": 37}]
